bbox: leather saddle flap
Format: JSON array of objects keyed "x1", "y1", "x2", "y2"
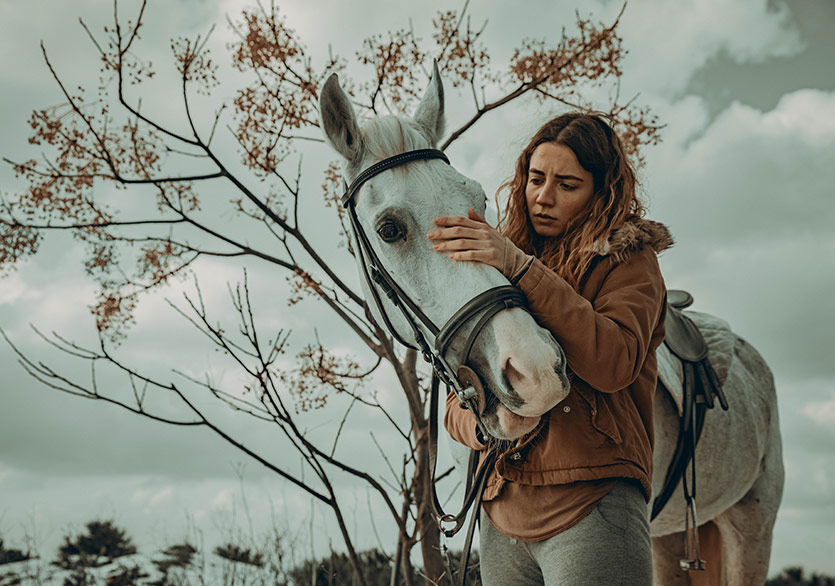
[
  {"x1": 665, "y1": 305, "x2": 708, "y2": 362},
  {"x1": 657, "y1": 310, "x2": 735, "y2": 416}
]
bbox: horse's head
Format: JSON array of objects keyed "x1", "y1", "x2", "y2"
[{"x1": 318, "y1": 63, "x2": 569, "y2": 440}]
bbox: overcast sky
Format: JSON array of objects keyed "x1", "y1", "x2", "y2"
[{"x1": 1, "y1": 0, "x2": 834, "y2": 578}]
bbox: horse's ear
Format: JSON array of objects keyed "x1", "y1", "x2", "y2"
[
  {"x1": 319, "y1": 73, "x2": 363, "y2": 162},
  {"x1": 413, "y1": 60, "x2": 445, "y2": 146}
]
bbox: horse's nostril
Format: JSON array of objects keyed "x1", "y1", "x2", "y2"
[{"x1": 502, "y1": 358, "x2": 523, "y2": 392}]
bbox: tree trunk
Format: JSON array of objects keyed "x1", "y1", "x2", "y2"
[
  {"x1": 414, "y1": 421, "x2": 445, "y2": 585},
  {"x1": 388, "y1": 348, "x2": 446, "y2": 585}
]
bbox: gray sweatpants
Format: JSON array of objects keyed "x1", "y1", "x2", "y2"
[{"x1": 479, "y1": 480, "x2": 652, "y2": 586}]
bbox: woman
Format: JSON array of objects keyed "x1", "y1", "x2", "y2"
[{"x1": 427, "y1": 112, "x2": 672, "y2": 585}]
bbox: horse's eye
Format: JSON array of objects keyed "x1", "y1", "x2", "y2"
[{"x1": 377, "y1": 220, "x2": 405, "y2": 243}]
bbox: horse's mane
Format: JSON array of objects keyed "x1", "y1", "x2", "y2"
[
  {"x1": 360, "y1": 116, "x2": 432, "y2": 162},
  {"x1": 351, "y1": 116, "x2": 440, "y2": 199}
]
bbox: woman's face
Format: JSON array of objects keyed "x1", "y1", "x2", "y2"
[{"x1": 525, "y1": 142, "x2": 595, "y2": 237}]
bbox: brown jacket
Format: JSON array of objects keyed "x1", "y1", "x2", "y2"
[{"x1": 444, "y1": 218, "x2": 672, "y2": 502}]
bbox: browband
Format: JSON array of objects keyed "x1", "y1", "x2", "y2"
[{"x1": 341, "y1": 148, "x2": 450, "y2": 206}]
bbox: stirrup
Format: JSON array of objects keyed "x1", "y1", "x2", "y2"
[{"x1": 680, "y1": 498, "x2": 707, "y2": 571}]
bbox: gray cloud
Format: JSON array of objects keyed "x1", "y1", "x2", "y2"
[
  {"x1": 685, "y1": 0, "x2": 835, "y2": 117},
  {"x1": 652, "y1": 91, "x2": 835, "y2": 246},
  {"x1": 646, "y1": 90, "x2": 835, "y2": 380}
]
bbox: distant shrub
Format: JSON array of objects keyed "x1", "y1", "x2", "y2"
[
  {"x1": 0, "y1": 538, "x2": 31, "y2": 566},
  {"x1": 55, "y1": 520, "x2": 137, "y2": 570},
  {"x1": 767, "y1": 567, "x2": 835, "y2": 586},
  {"x1": 444, "y1": 549, "x2": 481, "y2": 586},
  {"x1": 286, "y1": 548, "x2": 480, "y2": 586},
  {"x1": 152, "y1": 543, "x2": 197, "y2": 574},
  {"x1": 105, "y1": 564, "x2": 148, "y2": 586},
  {"x1": 214, "y1": 543, "x2": 264, "y2": 567},
  {"x1": 289, "y1": 549, "x2": 395, "y2": 586}
]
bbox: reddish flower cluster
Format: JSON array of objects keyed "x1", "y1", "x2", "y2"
[
  {"x1": 356, "y1": 29, "x2": 427, "y2": 113},
  {"x1": 229, "y1": 5, "x2": 339, "y2": 176},
  {"x1": 91, "y1": 290, "x2": 138, "y2": 343},
  {"x1": 286, "y1": 269, "x2": 323, "y2": 307},
  {"x1": 287, "y1": 343, "x2": 365, "y2": 412},
  {"x1": 433, "y1": 10, "x2": 494, "y2": 89},
  {"x1": 321, "y1": 161, "x2": 353, "y2": 252}
]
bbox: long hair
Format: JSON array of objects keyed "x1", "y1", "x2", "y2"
[{"x1": 498, "y1": 112, "x2": 644, "y2": 290}]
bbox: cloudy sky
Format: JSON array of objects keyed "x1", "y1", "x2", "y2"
[{"x1": 1, "y1": 0, "x2": 834, "y2": 578}]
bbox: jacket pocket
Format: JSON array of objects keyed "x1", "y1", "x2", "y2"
[{"x1": 575, "y1": 386, "x2": 623, "y2": 445}]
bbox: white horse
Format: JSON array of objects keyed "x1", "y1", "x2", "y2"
[{"x1": 318, "y1": 64, "x2": 783, "y2": 586}]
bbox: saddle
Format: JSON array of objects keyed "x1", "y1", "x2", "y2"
[{"x1": 652, "y1": 289, "x2": 730, "y2": 571}]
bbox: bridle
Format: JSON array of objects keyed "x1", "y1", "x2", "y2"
[
  {"x1": 341, "y1": 148, "x2": 526, "y2": 546},
  {"x1": 341, "y1": 148, "x2": 526, "y2": 423}
]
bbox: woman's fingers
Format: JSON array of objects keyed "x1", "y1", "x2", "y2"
[
  {"x1": 429, "y1": 212, "x2": 497, "y2": 241},
  {"x1": 467, "y1": 208, "x2": 487, "y2": 223},
  {"x1": 433, "y1": 237, "x2": 492, "y2": 252},
  {"x1": 428, "y1": 210, "x2": 503, "y2": 270},
  {"x1": 431, "y1": 235, "x2": 502, "y2": 269},
  {"x1": 447, "y1": 248, "x2": 501, "y2": 268},
  {"x1": 432, "y1": 214, "x2": 486, "y2": 229},
  {"x1": 427, "y1": 225, "x2": 484, "y2": 241}
]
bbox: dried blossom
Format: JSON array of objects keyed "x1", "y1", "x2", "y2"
[
  {"x1": 137, "y1": 241, "x2": 189, "y2": 283},
  {"x1": 508, "y1": 14, "x2": 624, "y2": 94},
  {"x1": 171, "y1": 33, "x2": 220, "y2": 95},
  {"x1": 356, "y1": 28, "x2": 427, "y2": 113},
  {"x1": 0, "y1": 222, "x2": 39, "y2": 276},
  {"x1": 321, "y1": 161, "x2": 353, "y2": 253},
  {"x1": 286, "y1": 269, "x2": 323, "y2": 306},
  {"x1": 91, "y1": 289, "x2": 138, "y2": 343},
  {"x1": 85, "y1": 242, "x2": 117, "y2": 276},
  {"x1": 285, "y1": 343, "x2": 365, "y2": 412},
  {"x1": 229, "y1": 4, "x2": 341, "y2": 176},
  {"x1": 609, "y1": 104, "x2": 664, "y2": 167},
  {"x1": 433, "y1": 10, "x2": 494, "y2": 90}
]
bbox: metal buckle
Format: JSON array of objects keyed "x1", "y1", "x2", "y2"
[{"x1": 455, "y1": 365, "x2": 486, "y2": 415}]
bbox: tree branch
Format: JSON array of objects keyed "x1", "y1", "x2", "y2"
[{"x1": 441, "y1": 5, "x2": 626, "y2": 150}]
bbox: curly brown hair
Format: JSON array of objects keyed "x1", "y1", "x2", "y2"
[{"x1": 497, "y1": 112, "x2": 645, "y2": 290}]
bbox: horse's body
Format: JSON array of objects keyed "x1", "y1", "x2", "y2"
[
  {"x1": 651, "y1": 312, "x2": 784, "y2": 585},
  {"x1": 319, "y1": 65, "x2": 783, "y2": 585}
]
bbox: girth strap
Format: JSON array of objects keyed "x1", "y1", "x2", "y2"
[
  {"x1": 652, "y1": 304, "x2": 729, "y2": 521},
  {"x1": 651, "y1": 362, "x2": 709, "y2": 521}
]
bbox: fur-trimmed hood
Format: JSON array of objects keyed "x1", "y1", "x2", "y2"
[{"x1": 592, "y1": 218, "x2": 674, "y2": 263}]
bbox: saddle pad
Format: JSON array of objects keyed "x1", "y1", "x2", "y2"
[{"x1": 657, "y1": 310, "x2": 735, "y2": 416}]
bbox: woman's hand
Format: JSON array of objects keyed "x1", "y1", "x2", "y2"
[{"x1": 427, "y1": 208, "x2": 531, "y2": 280}]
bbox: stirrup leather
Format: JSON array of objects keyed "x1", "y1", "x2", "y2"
[{"x1": 680, "y1": 498, "x2": 706, "y2": 571}]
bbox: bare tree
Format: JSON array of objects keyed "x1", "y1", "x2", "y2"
[{"x1": 1, "y1": 1, "x2": 662, "y2": 584}]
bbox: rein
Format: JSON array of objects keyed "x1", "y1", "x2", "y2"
[{"x1": 342, "y1": 148, "x2": 525, "y2": 583}]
